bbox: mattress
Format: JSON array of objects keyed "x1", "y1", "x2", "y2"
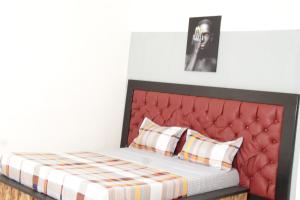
[
  {"x1": 0, "y1": 148, "x2": 239, "y2": 199},
  {"x1": 103, "y1": 148, "x2": 240, "y2": 196}
]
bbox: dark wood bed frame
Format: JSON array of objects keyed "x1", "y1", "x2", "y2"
[{"x1": 0, "y1": 80, "x2": 299, "y2": 200}]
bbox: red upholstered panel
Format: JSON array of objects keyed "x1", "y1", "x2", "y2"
[{"x1": 128, "y1": 90, "x2": 284, "y2": 199}]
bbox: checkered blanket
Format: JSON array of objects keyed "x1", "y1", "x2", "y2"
[{"x1": 0, "y1": 152, "x2": 187, "y2": 200}]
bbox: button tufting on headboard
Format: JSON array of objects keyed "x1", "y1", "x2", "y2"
[{"x1": 128, "y1": 90, "x2": 284, "y2": 200}]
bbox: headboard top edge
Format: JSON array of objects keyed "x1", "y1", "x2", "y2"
[{"x1": 128, "y1": 79, "x2": 300, "y2": 105}]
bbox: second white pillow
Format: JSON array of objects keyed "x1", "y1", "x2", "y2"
[{"x1": 178, "y1": 129, "x2": 243, "y2": 170}]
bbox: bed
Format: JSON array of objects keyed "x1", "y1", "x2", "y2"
[{"x1": 0, "y1": 79, "x2": 299, "y2": 200}]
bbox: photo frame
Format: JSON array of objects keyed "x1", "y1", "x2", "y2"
[{"x1": 185, "y1": 16, "x2": 222, "y2": 72}]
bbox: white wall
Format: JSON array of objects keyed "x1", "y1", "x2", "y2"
[
  {"x1": 129, "y1": 0, "x2": 300, "y2": 32},
  {"x1": 128, "y1": 0, "x2": 300, "y2": 200},
  {"x1": 0, "y1": 0, "x2": 130, "y2": 152}
]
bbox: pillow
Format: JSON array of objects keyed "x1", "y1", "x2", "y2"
[
  {"x1": 129, "y1": 117, "x2": 186, "y2": 156},
  {"x1": 178, "y1": 129, "x2": 243, "y2": 170}
]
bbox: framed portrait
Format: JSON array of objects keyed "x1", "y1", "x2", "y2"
[{"x1": 185, "y1": 16, "x2": 222, "y2": 72}]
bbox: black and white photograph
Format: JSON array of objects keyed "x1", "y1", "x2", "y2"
[{"x1": 185, "y1": 16, "x2": 222, "y2": 72}]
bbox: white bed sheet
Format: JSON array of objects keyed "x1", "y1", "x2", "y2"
[{"x1": 102, "y1": 148, "x2": 240, "y2": 196}]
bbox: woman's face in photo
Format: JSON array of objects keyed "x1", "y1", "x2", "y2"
[{"x1": 197, "y1": 23, "x2": 211, "y2": 50}]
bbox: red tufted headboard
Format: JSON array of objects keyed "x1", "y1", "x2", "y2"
[{"x1": 121, "y1": 80, "x2": 299, "y2": 200}]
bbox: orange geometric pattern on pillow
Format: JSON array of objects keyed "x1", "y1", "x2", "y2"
[
  {"x1": 178, "y1": 129, "x2": 243, "y2": 171},
  {"x1": 130, "y1": 117, "x2": 186, "y2": 156}
]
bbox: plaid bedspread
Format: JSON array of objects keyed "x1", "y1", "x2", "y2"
[{"x1": 0, "y1": 152, "x2": 187, "y2": 200}]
